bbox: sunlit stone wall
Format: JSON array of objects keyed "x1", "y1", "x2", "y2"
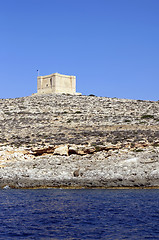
[{"x1": 37, "y1": 73, "x2": 76, "y2": 94}]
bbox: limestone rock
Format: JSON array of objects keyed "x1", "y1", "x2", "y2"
[
  {"x1": 73, "y1": 169, "x2": 80, "y2": 177},
  {"x1": 68, "y1": 145, "x2": 96, "y2": 155},
  {"x1": 54, "y1": 145, "x2": 69, "y2": 156},
  {"x1": 68, "y1": 145, "x2": 78, "y2": 155},
  {"x1": 0, "y1": 94, "x2": 159, "y2": 188}
]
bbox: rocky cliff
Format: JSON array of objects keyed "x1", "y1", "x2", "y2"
[{"x1": 0, "y1": 94, "x2": 159, "y2": 188}]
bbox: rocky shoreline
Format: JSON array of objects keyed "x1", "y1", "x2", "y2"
[{"x1": 0, "y1": 94, "x2": 159, "y2": 188}]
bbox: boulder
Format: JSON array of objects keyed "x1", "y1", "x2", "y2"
[
  {"x1": 68, "y1": 145, "x2": 78, "y2": 155},
  {"x1": 54, "y1": 145, "x2": 69, "y2": 156},
  {"x1": 73, "y1": 169, "x2": 80, "y2": 177}
]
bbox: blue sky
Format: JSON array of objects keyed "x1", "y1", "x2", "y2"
[{"x1": 0, "y1": 0, "x2": 159, "y2": 100}]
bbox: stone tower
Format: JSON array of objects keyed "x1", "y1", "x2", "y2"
[{"x1": 37, "y1": 73, "x2": 77, "y2": 94}]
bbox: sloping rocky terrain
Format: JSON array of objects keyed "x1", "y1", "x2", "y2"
[{"x1": 0, "y1": 93, "x2": 159, "y2": 188}]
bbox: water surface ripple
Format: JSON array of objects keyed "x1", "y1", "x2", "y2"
[{"x1": 0, "y1": 189, "x2": 159, "y2": 239}]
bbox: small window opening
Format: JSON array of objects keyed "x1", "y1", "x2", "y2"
[{"x1": 50, "y1": 78, "x2": 52, "y2": 88}]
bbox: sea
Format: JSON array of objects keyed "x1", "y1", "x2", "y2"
[{"x1": 0, "y1": 189, "x2": 158, "y2": 239}]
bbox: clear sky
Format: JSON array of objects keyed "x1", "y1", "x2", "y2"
[{"x1": 0, "y1": 0, "x2": 159, "y2": 100}]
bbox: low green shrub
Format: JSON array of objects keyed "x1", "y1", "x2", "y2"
[
  {"x1": 141, "y1": 115, "x2": 154, "y2": 119},
  {"x1": 124, "y1": 119, "x2": 131, "y2": 123},
  {"x1": 133, "y1": 148, "x2": 144, "y2": 152},
  {"x1": 75, "y1": 111, "x2": 82, "y2": 114},
  {"x1": 89, "y1": 94, "x2": 96, "y2": 97}
]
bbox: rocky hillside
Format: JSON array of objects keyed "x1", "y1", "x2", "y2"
[
  {"x1": 0, "y1": 94, "x2": 159, "y2": 188},
  {"x1": 0, "y1": 94, "x2": 159, "y2": 148}
]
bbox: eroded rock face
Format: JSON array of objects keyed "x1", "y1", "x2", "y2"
[
  {"x1": 0, "y1": 145, "x2": 158, "y2": 189},
  {"x1": 0, "y1": 94, "x2": 159, "y2": 188}
]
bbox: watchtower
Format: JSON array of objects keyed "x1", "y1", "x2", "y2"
[{"x1": 37, "y1": 73, "x2": 76, "y2": 94}]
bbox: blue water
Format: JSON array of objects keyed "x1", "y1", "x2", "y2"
[{"x1": 0, "y1": 189, "x2": 159, "y2": 239}]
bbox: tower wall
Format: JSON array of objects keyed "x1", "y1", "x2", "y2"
[{"x1": 37, "y1": 73, "x2": 76, "y2": 94}]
